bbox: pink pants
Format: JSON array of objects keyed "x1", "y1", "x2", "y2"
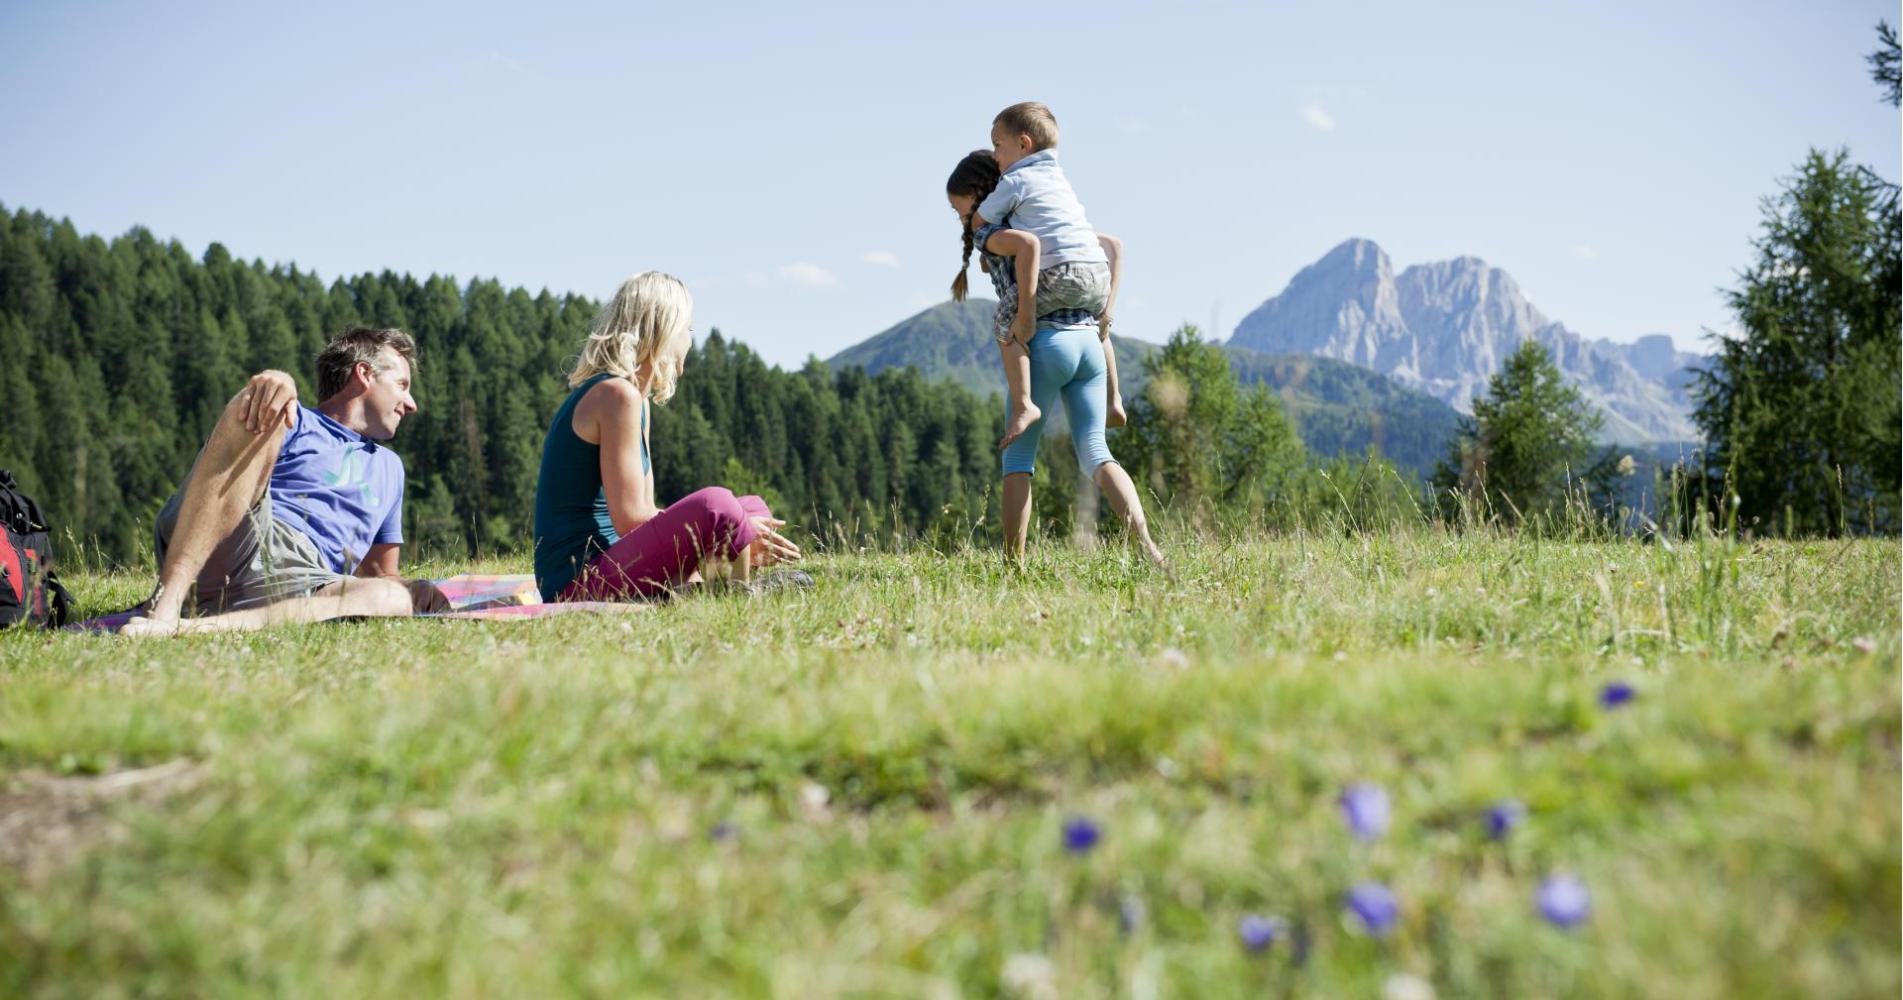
[{"x1": 556, "y1": 487, "x2": 769, "y2": 601}]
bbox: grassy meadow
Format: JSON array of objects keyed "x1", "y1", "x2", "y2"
[{"x1": 1, "y1": 529, "x2": 1898, "y2": 997}]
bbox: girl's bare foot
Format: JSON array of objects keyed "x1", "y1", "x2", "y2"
[{"x1": 998, "y1": 400, "x2": 1042, "y2": 450}]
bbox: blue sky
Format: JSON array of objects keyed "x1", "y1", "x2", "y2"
[{"x1": 2, "y1": 0, "x2": 1895, "y2": 367}]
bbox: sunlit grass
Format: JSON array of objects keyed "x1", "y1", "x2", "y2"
[{"x1": 2, "y1": 531, "x2": 1897, "y2": 997}]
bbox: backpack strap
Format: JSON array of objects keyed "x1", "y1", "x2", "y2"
[{"x1": 0, "y1": 470, "x2": 48, "y2": 534}]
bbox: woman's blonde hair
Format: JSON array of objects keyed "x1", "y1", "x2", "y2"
[{"x1": 569, "y1": 271, "x2": 693, "y2": 402}]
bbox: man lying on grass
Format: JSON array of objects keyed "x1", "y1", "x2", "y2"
[{"x1": 123, "y1": 327, "x2": 434, "y2": 637}]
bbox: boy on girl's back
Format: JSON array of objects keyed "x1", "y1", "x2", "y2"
[{"x1": 953, "y1": 101, "x2": 1126, "y2": 447}]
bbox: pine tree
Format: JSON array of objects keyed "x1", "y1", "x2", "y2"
[
  {"x1": 1870, "y1": 20, "x2": 1900, "y2": 107},
  {"x1": 1119, "y1": 325, "x2": 1307, "y2": 527},
  {"x1": 1692, "y1": 150, "x2": 1901, "y2": 535},
  {"x1": 1433, "y1": 340, "x2": 1610, "y2": 527}
]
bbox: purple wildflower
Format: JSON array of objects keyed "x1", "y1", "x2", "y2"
[
  {"x1": 1598, "y1": 681, "x2": 1636, "y2": 709},
  {"x1": 708, "y1": 821, "x2": 738, "y2": 842},
  {"x1": 1346, "y1": 882, "x2": 1400, "y2": 936},
  {"x1": 1063, "y1": 816, "x2": 1101, "y2": 854},
  {"x1": 1486, "y1": 799, "x2": 1527, "y2": 840},
  {"x1": 1536, "y1": 875, "x2": 1592, "y2": 928},
  {"x1": 1339, "y1": 783, "x2": 1391, "y2": 841},
  {"x1": 1238, "y1": 914, "x2": 1287, "y2": 953}
]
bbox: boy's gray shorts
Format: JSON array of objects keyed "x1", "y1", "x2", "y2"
[
  {"x1": 994, "y1": 261, "x2": 1112, "y2": 344},
  {"x1": 154, "y1": 488, "x2": 343, "y2": 615}
]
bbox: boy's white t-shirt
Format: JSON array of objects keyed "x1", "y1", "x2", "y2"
[{"x1": 976, "y1": 149, "x2": 1108, "y2": 268}]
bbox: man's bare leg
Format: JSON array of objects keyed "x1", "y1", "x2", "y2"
[
  {"x1": 139, "y1": 386, "x2": 288, "y2": 625},
  {"x1": 124, "y1": 577, "x2": 413, "y2": 637},
  {"x1": 1002, "y1": 471, "x2": 1033, "y2": 568},
  {"x1": 1092, "y1": 462, "x2": 1167, "y2": 571}
]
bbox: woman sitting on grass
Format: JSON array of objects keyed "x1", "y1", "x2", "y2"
[{"x1": 532, "y1": 271, "x2": 802, "y2": 601}]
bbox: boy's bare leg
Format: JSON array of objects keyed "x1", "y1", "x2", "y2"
[
  {"x1": 998, "y1": 340, "x2": 1041, "y2": 450},
  {"x1": 140, "y1": 386, "x2": 289, "y2": 626},
  {"x1": 1001, "y1": 471, "x2": 1033, "y2": 567},
  {"x1": 1092, "y1": 462, "x2": 1167, "y2": 571},
  {"x1": 1101, "y1": 331, "x2": 1127, "y2": 428},
  {"x1": 122, "y1": 577, "x2": 413, "y2": 637}
]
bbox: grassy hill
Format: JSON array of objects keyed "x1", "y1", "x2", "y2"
[
  {"x1": 826, "y1": 300, "x2": 1156, "y2": 400},
  {"x1": 827, "y1": 301, "x2": 1465, "y2": 475},
  {"x1": 4, "y1": 535, "x2": 1896, "y2": 996},
  {"x1": 1221, "y1": 346, "x2": 1465, "y2": 476}
]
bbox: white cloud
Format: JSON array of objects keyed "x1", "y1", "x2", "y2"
[
  {"x1": 1301, "y1": 103, "x2": 1336, "y2": 132},
  {"x1": 1572, "y1": 244, "x2": 1599, "y2": 261},
  {"x1": 779, "y1": 262, "x2": 839, "y2": 287},
  {"x1": 860, "y1": 250, "x2": 901, "y2": 269}
]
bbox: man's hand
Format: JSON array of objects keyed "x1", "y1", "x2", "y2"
[{"x1": 239, "y1": 370, "x2": 299, "y2": 434}]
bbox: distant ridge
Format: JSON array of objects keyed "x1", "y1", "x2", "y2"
[{"x1": 826, "y1": 299, "x2": 1463, "y2": 475}]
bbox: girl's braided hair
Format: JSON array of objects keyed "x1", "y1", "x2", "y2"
[{"x1": 947, "y1": 150, "x2": 1002, "y2": 302}]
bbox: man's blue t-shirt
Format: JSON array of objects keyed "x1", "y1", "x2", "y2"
[{"x1": 269, "y1": 405, "x2": 405, "y2": 573}]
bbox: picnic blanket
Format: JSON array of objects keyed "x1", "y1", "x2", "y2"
[
  {"x1": 429, "y1": 573, "x2": 544, "y2": 610},
  {"x1": 68, "y1": 574, "x2": 644, "y2": 633}
]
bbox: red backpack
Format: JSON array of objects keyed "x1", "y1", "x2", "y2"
[{"x1": 0, "y1": 470, "x2": 74, "y2": 629}]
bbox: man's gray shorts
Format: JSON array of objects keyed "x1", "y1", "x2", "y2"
[
  {"x1": 154, "y1": 488, "x2": 343, "y2": 615},
  {"x1": 994, "y1": 260, "x2": 1112, "y2": 344}
]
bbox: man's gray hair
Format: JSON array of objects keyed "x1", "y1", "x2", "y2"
[{"x1": 316, "y1": 327, "x2": 417, "y2": 401}]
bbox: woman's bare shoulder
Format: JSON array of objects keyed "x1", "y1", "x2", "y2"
[
  {"x1": 584, "y1": 375, "x2": 641, "y2": 407},
  {"x1": 573, "y1": 375, "x2": 640, "y2": 442}
]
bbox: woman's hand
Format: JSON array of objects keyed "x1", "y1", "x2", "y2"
[{"x1": 747, "y1": 516, "x2": 802, "y2": 567}]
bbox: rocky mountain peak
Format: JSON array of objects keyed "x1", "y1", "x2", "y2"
[{"x1": 1230, "y1": 241, "x2": 1706, "y2": 442}]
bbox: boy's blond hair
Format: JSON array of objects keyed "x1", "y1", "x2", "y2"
[
  {"x1": 994, "y1": 101, "x2": 1059, "y2": 151},
  {"x1": 569, "y1": 271, "x2": 693, "y2": 403}
]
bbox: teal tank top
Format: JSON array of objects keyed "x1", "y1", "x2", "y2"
[{"x1": 532, "y1": 374, "x2": 645, "y2": 599}]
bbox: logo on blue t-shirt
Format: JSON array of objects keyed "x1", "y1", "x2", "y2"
[{"x1": 323, "y1": 446, "x2": 380, "y2": 509}]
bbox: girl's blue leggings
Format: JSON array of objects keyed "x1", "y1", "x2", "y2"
[{"x1": 1001, "y1": 323, "x2": 1115, "y2": 477}]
